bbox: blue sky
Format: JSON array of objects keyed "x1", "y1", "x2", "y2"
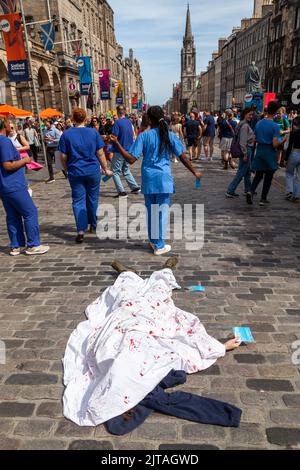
[{"x1": 109, "y1": 0, "x2": 254, "y2": 105}]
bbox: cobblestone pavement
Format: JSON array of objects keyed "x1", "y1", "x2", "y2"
[{"x1": 0, "y1": 151, "x2": 300, "y2": 451}]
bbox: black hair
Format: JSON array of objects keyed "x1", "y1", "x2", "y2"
[
  {"x1": 267, "y1": 101, "x2": 280, "y2": 115},
  {"x1": 240, "y1": 107, "x2": 252, "y2": 121},
  {"x1": 147, "y1": 106, "x2": 172, "y2": 155}
]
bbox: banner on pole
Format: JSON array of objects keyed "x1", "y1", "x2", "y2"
[
  {"x1": 131, "y1": 93, "x2": 138, "y2": 109},
  {"x1": 77, "y1": 56, "x2": 92, "y2": 86},
  {"x1": 99, "y1": 69, "x2": 110, "y2": 100},
  {"x1": 80, "y1": 83, "x2": 90, "y2": 96},
  {"x1": 137, "y1": 99, "x2": 143, "y2": 112},
  {"x1": 0, "y1": 12, "x2": 29, "y2": 82},
  {"x1": 115, "y1": 80, "x2": 123, "y2": 105},
  {"x1": 87, "y1": 84, "x2": 94, "y2": 111},
  {"x1": 41, "y1": 21, "x2": 55, "y2": 51}
]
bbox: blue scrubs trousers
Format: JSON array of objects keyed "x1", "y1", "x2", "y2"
[
  {"x1": 68, "y1": 173, "x2": 101, "y2": 232},
  {"x1": 105, "y1": 370, "x2": 242, "y2": 435},
  {"x1": 1, "y1": 189, "x2": 40, "y2": 249},
  {"x1": 144, "y1": 193, "x2": 170, "y2": 250}
]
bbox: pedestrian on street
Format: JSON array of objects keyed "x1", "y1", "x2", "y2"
[
  {"x1": 24, "y1": 120, "x2": 40, "y2": 163},
  {"x1": 248, "y1": 101, "x2": 283, "y2": 206},
  {"x1": 110, "y1": 105, "x2": 202, "y2": 256},
  {"x1": 274, "y1": 107, "x2": 291, "y2": 168},
  {"x1": 58, "y1": 108, "x2": 113, "y2": 244},
  {"x1": 202, "y1": 110, "x2": 216, "y2": 161},
  {"x1": 285, "y1": 115, "x2": 300, "y2": 203},
  {"x1": 219, "y1": 109, "x2": 237, "y2": 170},
  {"x1": 0, "y1": 117, "x2": 49, "y2": 256},
  {"x1": 110, "y1": 105, "x2": 140, "y2": 198},
  {"x1": 226, "y1": 108, "x2": 255, "y2": 199},
  {"x1": 184, "y1": 112, "x2": 202, "y2": 161},
  {"x1": 170, "y1": 114, "x2": 184, "y2": 163},
  {"x1": 43, "y1": 119, "x2": 62, "y2": 183}
]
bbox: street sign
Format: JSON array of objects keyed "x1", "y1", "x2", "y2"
[{"x1": 69, "y1": 83, "x2": 76, "y2": 92}]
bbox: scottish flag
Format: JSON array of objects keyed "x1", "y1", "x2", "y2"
[{"x1": 41, "y1": 22, "x2": 55, "y2": 52}]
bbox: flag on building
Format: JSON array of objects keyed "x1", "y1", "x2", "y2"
[
  {"x1": 115, "y1": 80, "x2": 123, "y2": 105},
  {"x1": 41, "y1": 22, "x2": 55, "y2": 51},
  {"x1": 131, "y1": 93, "x2": 138, "y2": 109},
  {"x1": 0, "y1": 12, "x2": 29, "y2": 82},
  {"x1": 72, "y1": 40, "x2": 82, "y2": 58},
  {"x1": 87, "y1": 84, "x2": 94, "y2": 111},
  {"x1": 99, "y1": 70, "x2": 110, "y2": 100},
  {"x1": 0, "y1": 0, "x2": 17, "y2": 14}
]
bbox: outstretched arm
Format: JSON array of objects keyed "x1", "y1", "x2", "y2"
[
  {"x1": 109, "y1": 135, "x2": 137, "y2": 165},
  {"x1": 179, "y1": 153, "x2": 202, "y2": 180}
]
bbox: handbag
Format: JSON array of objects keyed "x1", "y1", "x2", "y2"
[
  {"x1": 19, "y1": 150, "x2": 44, "y2": 171},
  {"x1": 230, "y1": 123, "x2": 245, "y2": 159}
]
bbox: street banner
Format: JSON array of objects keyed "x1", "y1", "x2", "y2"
[
  {"x1": 72, "y1": 40, "x2": 82, "y2": 58},
  {"x1": 0, "y1": 1, "x2": 17, "y2": 14},
  {"x1": 132, "y1": 93, "x2": 138, "y2": 109},
  {"x1": 41, "y1": 21, "x2": 55, "y2": 51},
  {"x1": 137, "y1": 99, "x2": 143, "y2": 112},
  {"x1": 0, "y1": 12, "x2": 29, "y2": 82},
  {"x1": 115, "y1": 80, "x2": 123, "y2": 105},
  {"x1": 87, "y1": 84, "x2": 94, "y2": 111},
  {"x1": 80, "y1": 83, "x2": 90, "y2": 96},
  {"x1": 77, "y1": 56, "x2": 92, "y2": 85},
  {"x1": 99, "y1": 69, "x2": 110, "y2": 100}
]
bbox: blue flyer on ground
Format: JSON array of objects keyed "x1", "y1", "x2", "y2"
[
  {"x1": 233, "y1": 327, "x2": 255, "y2": 343},
  {"x1": 188, "y1": 285, "x2": 206, "y2": 293}
]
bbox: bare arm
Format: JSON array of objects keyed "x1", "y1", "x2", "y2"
[
  {"x1": 97, "y1": 148, "x2": 113, "y2": 175},
  {"x1": 2, "y1": 156, "x2": 31, "y2": 171},
  {"x1": 60, "y1": 152, "x2": 68, "y2": 172},
  {"x1": 19, "y1": 135, "x2": 30, "y2": 152},
  {"x1": 109, "y1": 136, "x2": 137, "y2": 165},
  {"x1": 179, "y1": 153, "x2": 202, "y2": 180}
]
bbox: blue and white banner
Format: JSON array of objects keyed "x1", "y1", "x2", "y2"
[
  {"x1": 8, "y1": 60, "x2": 29, "y2": 82},
  {"x1": 41, "y1": 22, "x2": 55, "y2": 52},
  {"x1": 77, "y1": 57, "x2": 92, "y2": 85},
  {"x1": 80, "y1": 83, "x2": 90, "y2": 96}
]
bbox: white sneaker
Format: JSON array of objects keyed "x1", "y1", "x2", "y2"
[
  {"x1": 149, "y1": 242, "x2": 155, "y2": 251},
  {"x1": 10, "y1": 247, "x2": 25, "y2": 256},
  {"x1": 25, "y1": 245, "x2": 50, "y2": 256},
  {"x1": 154, "y1": 245, "x2": 172, "y2": 256},
  {"x1": 28, "y1": 187, "x2": 33, "y2": 197}
]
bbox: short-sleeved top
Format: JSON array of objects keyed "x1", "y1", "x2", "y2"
[
  {"x1": 58, "y1": 127, "x2": 104, "y2": 177},
  {"x1": 255, "y1": 119, "x2": 280, "y2": 145},
  {"x1": 220, "y1": 119, "x2": 237, "y2": 139},
  {"x1": 203, "y1": 115, "x2": 216, "y2": 137},
  {"x1": 112, "y1": 118, "x2": 134, "y2": 153},
  {"x1": 129, "y1": 128, "x2": 184, "y2": 195},
  {"x1": 185, "y1": 120, "x2": 200, "y2": 138},
  {"x1": 0, "y1": 135, "x2": 27, "y2": 195}
]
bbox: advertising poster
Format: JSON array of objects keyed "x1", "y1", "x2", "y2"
[
  {"x1": 0, "y1": 12, "x2": 29, "y2": 82},
  {"x1": 99, "y1": 69, "x2": 111, "y2": 100}
]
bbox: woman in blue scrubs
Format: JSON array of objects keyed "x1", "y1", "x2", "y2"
[
  {"x1": 110, "y1": 106, "x2": 202, "y2": 256},
  {"x1": 59, "y1": 108, "x2": 113, "y2": 244},
  {"x1": 0, "y1": 118, "x2": 49, "y2": 256}
]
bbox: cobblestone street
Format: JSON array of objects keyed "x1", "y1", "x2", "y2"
[{"x1": 0, "y1": 155, "x2": 300, "y2": 451}]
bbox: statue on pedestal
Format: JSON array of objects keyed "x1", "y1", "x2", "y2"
[{"x1": 245, "y1": 61, "x2": 262, "y2": 94}]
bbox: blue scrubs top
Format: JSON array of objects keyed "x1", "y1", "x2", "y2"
[
  {"x1": 0, "y1": 135, "x2": 27, "y2": 195},
  {"x1": 59, "y1": 127, "x2": 105, "y2": 177},
  {"x1": 129, "y1": 129, "x2": 184, "y2": 195}
]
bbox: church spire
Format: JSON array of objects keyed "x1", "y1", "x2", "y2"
[{"x1": 184, "y1": 3, "x2": 193, "y2": 40}]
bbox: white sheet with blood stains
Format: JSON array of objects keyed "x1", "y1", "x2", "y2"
[{"x1": 62, "y1": 269, "x2": 226, "y2": 426}]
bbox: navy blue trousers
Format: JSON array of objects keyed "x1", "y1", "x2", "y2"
[{"x1": 105, "y1": 370, "x2": 242, "y2": 435}]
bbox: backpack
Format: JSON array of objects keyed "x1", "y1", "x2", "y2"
[{"x1": 230, "y1": 123, "x2": 246, "y2": 158}]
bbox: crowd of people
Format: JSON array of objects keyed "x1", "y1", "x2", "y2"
[{"x1": 0, "y1": 100, "x2": 299, "y2": 257}]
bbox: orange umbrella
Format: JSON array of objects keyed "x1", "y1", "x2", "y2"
[
  {"x1": 40, "y1": 108, "x2": 63, "y2": 119},
  {"x1": 0, "y1": 104, "x2": 33, "y2": 118}
]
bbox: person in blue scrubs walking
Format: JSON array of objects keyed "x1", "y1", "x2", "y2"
[
  {"x1": 0, "y1": 118, "x2": 49, "y2": 256},
  {"x1": 59, "y1": 108, "x2": 113, "y2": 244},
  {"x1": 110, "y1": 106, "x2": 202, "y2": 256}
]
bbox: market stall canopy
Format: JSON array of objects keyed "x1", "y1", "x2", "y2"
[
  {"x1": 0, "y1": 105, "x2": 33, "y2": 118},
  {"x1": 40, "y1": 108, "x2": 63, "y2": 119}
]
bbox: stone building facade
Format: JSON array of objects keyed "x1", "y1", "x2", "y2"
[
  {"x1": 0, "y1": 0, "x2": 144, "y2": 115},
  {"x1": 266, "y1": 0, "x2": 300, "y2": 108}
]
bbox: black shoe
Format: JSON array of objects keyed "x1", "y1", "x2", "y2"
[
  {"x1": 75, "y1": 234, "x2": 84, "y2": 244},
  {"x1": 114, "y1": 192, "x2": 128, "y2": 199},
  {"x1": 259, "y1": 200, "x2": 270, "y2": 206},
  {"x1": 89, "y1": 226, "x2": 97, "y2": 234},
  {"x1": 131, "y1": 187, "x2": 141, "y2": 194},
  {"x1": 246, "y1": 192, "x2": 253, "y2": 205},
  {"x1": 286, "y1": 192, "x2": 293, "y2": 200},
  {"x1": 226, "y1": 192, "x2": 239, "y2": 198}
]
